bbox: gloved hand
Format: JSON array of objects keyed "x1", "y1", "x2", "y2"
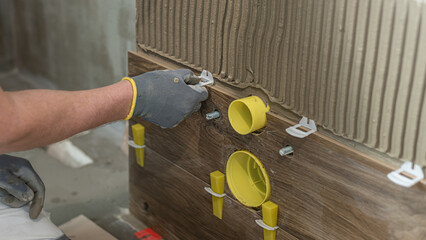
[
  {"x1": 122, "y1": 69, "x2": 208, "y2": 128},
  {"x1": 0, "y1": 155, "x2": 45, "y2": 219}
]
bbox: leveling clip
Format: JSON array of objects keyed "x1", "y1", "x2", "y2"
[{"x1": 196, "y1": 70, "x2": 214, "y2": 86}]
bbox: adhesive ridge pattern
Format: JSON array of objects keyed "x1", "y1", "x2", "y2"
[{"x1": 136, "y1": 0, "x2": 426, "y2": 165}]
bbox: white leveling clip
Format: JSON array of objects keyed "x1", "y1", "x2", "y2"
[
  {"x1": 285, "y1": 116, "x2": 317, "y2": 138},
  {"x1": 255, "y1": 219, "x2": 279, "y2": 231},
  {"x1": 387, "y1": 162, "x2": 424, "y2": 188},
  {"x1": 196, "y1": 70, "x2": 214, "y2": 86},
  {"x1": 128, "y1": 140, "x2": 145, "y2": 149},
  {"x1": 204, "y1": 187, "x2": 226, "y2": 198}
]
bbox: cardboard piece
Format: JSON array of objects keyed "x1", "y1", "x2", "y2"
[{"x1": 59, "y1": 215, "x2": 117, "y2": 240}]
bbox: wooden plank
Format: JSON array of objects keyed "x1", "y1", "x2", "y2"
[
  {"x1": 128, "y1": 50, "x2": 166, "y2": 74},
  {"x1": 128, "y1": 51, "x2": 426, "y2": 240},
  {"x1": 129, "y1": 145, "x2": 297, "y2": 240},
  {"x1": 129, "y1": 49, "x2": 195, "y2": 75}
]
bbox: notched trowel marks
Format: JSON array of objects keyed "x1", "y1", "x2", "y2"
[{"x1": 137, "y1": 0, "x2": 426, "y2": 165}]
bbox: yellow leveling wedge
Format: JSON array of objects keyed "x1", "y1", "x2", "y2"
[
  {"x1": 262, "y1": 201, "x2": 278, "y2": 240},
  {"x1": 210, "y1": 171, "x2": 225, "y2": 219},
  {"x1": 131, "y1": 124, "x2": 145, "y2": 167}
]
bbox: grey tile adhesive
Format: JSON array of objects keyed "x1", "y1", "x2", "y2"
[{"x1": 136, "y1": 0, "x2": 426, "y2": 166}]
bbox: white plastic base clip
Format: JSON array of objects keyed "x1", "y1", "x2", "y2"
[
  {"x1": 255, "y1": 219, "x2": 279, "y2": 231},
  {"x1": 196, "y1": 70, "x2": 214, "y2": 86},
  {"x1": 286, "y1": 117, "x2": 317, "y2": 138},
  {"x1": 128, "y1": 140, "x2": 145, "y2": 149},
  {"x1": 204, "y1": 187, "x2": 226, "y2": 198},
  {"x1": 387, "y1": 162, "x2": 424, "y2": 188}
]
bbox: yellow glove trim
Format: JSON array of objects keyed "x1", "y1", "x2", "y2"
[{"x1": 122, "y1": 77, "x2": 137, "y2": 120}]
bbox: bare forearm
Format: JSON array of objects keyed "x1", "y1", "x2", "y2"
[{"x1": 0, "y1": 81, "x2": 132, "y2": 153}]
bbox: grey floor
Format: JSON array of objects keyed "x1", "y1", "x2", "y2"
[{"x1": 1, "y1": 70, "x2": 146, "y2": 239}]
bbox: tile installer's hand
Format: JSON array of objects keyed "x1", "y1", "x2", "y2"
[
  {"x1": 122, "y1": 69, "x2": 208, "y2": 128},
  {"x1": 0, "y1": 154, "x2": 45, "y2": 219}
]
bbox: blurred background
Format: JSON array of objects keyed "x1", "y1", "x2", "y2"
[
  {"x1": 0, "y1": 0, "x2": 143, "y2": 238},
  {"x1": 1, "y1": 0, "x2": 135, "y2": 89}
]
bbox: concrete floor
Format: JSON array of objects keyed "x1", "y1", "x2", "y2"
[{"x1": 1, "y1": 70, "x2": 147, "y2": 239}]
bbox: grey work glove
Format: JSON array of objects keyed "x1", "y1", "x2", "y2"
[
  {"x1": 0, "y1": 155, "x2": 45, "y2": 219},
  {"x1": 123, "y1": 69, "x2": 208, "y2": 128}
]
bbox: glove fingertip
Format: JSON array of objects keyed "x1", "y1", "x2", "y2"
[
  {"x1": 199, "y1": 87, "x2": 209, "y2": 101},
  {"x1": 185, "y1": 76, "x2": 201, "y2": 85},
  {"x1": 188, "y1": 85, "x2": 209, "y2": 101},
  {"x1": 29, "y1": 197, "x2": 44, "y2": 219},
  {"x1": 193, "y1": 102, "x2": 202, "y2": 113},
  {"x1": 21, "y1": 190, "x2": 34, "y2": 202}
]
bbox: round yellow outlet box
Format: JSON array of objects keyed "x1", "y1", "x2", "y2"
[
  {"x1": 228, "y1": 96, "x2": 270, "y2": 135},
  {"x1": 226, "y1": 150, "x2": 271, "y2": 207}
]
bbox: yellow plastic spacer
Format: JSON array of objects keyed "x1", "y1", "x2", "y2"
[
  {"x1": 228, "y1": 96, "x2": 270, "y2": 135},
  {"x1": 226, "y1": 150, "x2": 271, "y2": 207},
  {"x1": 131, "y1": 124, "x2": 145, "y2": 167},
  {"x1": 210, "y1": 171, "x2": 225, "y2": 219},
  {"x1": 262, "y1": 201, "x2": 278, "y2": 240}
]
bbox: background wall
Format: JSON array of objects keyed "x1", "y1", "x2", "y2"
[
  {"x1": 0, "y1": 0, "x2": 15, "y2": 72},
  {"x1": 136, "y1": 0, "x2": 426, "y2": 166},
  {"x1": 1, "y1": 0, "x2": 136, "y2": 90}
]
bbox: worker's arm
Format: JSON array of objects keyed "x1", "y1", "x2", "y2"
[
  {"x1": 0, "y1": 69, "x2": 207, "y2": 154},
  {"x1": 0, "y1": 80, "x2": 133, "y2": 153}
]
